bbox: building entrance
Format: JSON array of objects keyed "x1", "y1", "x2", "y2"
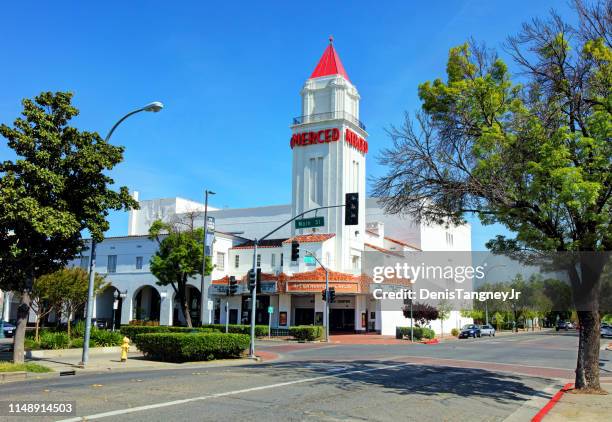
[
  {"x1": 330, "y1": 308, "x2": 355, "y2": 332},
  {"x1": 294, "y1": 308, "x2": 315, "y2": 325}
]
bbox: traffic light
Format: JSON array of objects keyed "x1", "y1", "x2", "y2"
[
  {"x1": 248, "y1": 269, "x2": 256, "y2": 291},
  {"x1": 291, "y1": 240, "x2": 300, "y2": 262},
  {"x1": 321, "y1": 289, "x2": 327, "y2": 301},
  {"x1": 328, "y1": 287, "x2": 336, "y2": 303},
  {"x1": 228, "y1": 276, "x2": 238, "y2": 296},
  {"x1": 248, "y1": 269, "x2": 262, "y2": 293},
  {"x1": 345, "y1": 192, "x2": 359, "y2": 225}
]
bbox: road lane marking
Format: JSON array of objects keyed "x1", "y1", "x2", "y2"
[{"x1": 57, "y1": 361, "x2": 416, "y2": 421}]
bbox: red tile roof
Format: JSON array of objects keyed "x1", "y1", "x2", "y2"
[
  {"x1": 310, "y1": 38, "x2": 350, "y2": 82},
  {"x1": 364, "y1": 243, "x2": 403, "y2": 257},
  {"x1": 283, "y1": 233, "x2": 335, "y2": 244},
  {"x1": 384, "y1": 236, "x2": 421, "y2": 251}
]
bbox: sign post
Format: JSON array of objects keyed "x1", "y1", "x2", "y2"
[{"x1": 267, "y1": 306, "x2": 273, "y2": 339}]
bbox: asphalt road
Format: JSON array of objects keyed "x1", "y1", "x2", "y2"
[{"x1": 0, "y1": 331, "x2": 610, "y2": 422}]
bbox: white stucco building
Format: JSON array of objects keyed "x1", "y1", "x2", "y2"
[{"x1": 3, "y1": 40, "x2": 472, "y2": 336}]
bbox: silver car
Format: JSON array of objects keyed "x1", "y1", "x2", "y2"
[
  {"x1": 601, "y1": 325, "x2": 612, "y2": 338},
  {"x1": 479, "y1": 324, "x2": 496, "y2": 337}
]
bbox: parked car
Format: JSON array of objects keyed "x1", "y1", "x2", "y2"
[
  {"x1": 556, "y1": 321, "x2": 570, "y2": 331},
  {"x1": 459, "y1": 324, "x2": 481, "y2": 338},
  {"x1": 1, "y1": 320, "x2": 15, "y2": 337},
  {"x1": 601, "y1": 325, "x2": 612, "y2": 338},
  {"x1": 479, "y1": 324, "x2": 496, "y2": 337}
]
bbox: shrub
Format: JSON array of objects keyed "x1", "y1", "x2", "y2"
[
  {"x1": 129, "y1": 320, "x2": 160, "y2": 326},
  {"x1": 72, "y1": 320, "x2": 86, "y2": 338},
  {"x1": 39, "y1": 332, "x2": 71, "y2": 349},
  {"x1": 24, "y1": 339, "x2": 41, "y2": 350},
  {"x1": 133, "y1": 333, "x2": 250, "y2": 362},
  {"x1": 90, "y1": 330, "x2": 123, "y2": 347},
  {"x1": 202, "y1": 324, "x2": 269, "y2": 337},
  {"x1": 69, "y1": 338, "x2": 94, "y2": 349},
  {"x1": 451, "y1": 328, "x2": 459, "y2": 337},
  {"x1": 119, "y1": 325, "x2": 219, "y2": 341},
  {"x1": 289, "y1": 326, "x2": 323, "y2": 341},
  {"x1": 396, "y1": 327, "x2": 435, "y2": 340}
]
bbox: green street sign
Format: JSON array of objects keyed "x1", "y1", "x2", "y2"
[
  {"x1": 304, "y1": 256, "x2": 316, "y2": 265},
  {"x1": 295, "y1": 216, "x2": 324, "y2": 229},
  {"x1": 267, "y1": 306, "x2": 274, "y2": 314}
]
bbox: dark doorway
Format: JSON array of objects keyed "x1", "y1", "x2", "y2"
[
  {"x1": 229, "y1": 309, "x2": 238, "y2": 324},
  {"x1": 294, "y1": 308, "x2": 315, "y2": 326},
  {"x1": 330, "y1": 309, "x2": 355, "y2": 332}
]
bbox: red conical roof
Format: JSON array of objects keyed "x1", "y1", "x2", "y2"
[{"x1": 310, "y1": 37, "x2": 350, "y2": 82}]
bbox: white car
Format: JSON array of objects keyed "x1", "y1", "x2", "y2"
[{"x1": 479, "y1": 324, "x2": 496, "y2": 337}]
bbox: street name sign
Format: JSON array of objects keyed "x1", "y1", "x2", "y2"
[{"x1": 295, "y1": 216, "x2": 324, "y2": 229}]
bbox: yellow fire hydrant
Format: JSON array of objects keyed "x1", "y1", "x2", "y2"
[{"x1": 120, "y1": 336, "x2": 130, "y2": 362}]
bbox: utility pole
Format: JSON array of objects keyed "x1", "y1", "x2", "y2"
[{"x1": 200, "y1": 190, "x2": 215, "y2": 326}]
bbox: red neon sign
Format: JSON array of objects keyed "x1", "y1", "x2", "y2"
[
  {"x1": 345, "y1": 128, "x2": 368, "y2": 154},
  {"x1": 289, "y1": 127, "x2": 368, "y2": 155},
  {"x1": 290, "y1": 128, "x2": 340, "y2": 148}
]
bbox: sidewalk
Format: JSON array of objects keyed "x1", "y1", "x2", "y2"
[
  {"x1": 24, "y1": 350, "x2": 259, "y2": 374},
  {"x1": 542, "y1": 382, "x2": 612, "y2": 421}
]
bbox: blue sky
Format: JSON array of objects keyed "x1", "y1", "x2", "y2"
[{"x1": 0, "y1": 1, "x2": 575, "y2": 249}]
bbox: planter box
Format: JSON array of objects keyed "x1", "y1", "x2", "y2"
[
  {"x1": 26, "y1": 346, "x2": 123, "y2": 359},
  {"x1": 0, "y1": 371, "x2": 27, "y2": 383}
]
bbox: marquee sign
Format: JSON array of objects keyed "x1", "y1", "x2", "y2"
[
  {"x1": 290, "y1": 128, "x2": 340, "y2": 148},
  {"x1": 290, "y1": 127, "x2": 368, "y2": 155},
  {"x1": 287, "y1": 281, "x2": 359, "y2": 293},
  {"x1": 345, "y1": 128, "x2": 368, "y2": 154}
]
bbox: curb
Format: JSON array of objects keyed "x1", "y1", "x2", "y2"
[
  {"x1": 531, "y1": 383, "x2": 573, "y2": 422},
  {"x1": 0, "y1": 371, "x2": 27, "y2": 383}
]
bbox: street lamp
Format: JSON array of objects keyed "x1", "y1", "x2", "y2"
[
  {"x1": 81, "y1": 101, "x2": 164, "y2": 367},
  {"x1": 200, "y1": 190, "x2": 216, "y2": 326}
]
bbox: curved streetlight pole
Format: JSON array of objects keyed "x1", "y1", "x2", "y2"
[{"x1": 81, "y1": 102, "x2": 164, "y2": 367}]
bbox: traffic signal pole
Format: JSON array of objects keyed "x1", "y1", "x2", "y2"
[
  {"x1": 305, "y1": 250, "x2": 329, "y2": 342},
  {"x1": 247, "y1": 203, "x2": 351, "y2": 358},
  {"x1": 249, "y1": 240, "x2": 258, "y2": 358}
]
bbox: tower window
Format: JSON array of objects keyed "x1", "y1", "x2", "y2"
[{"x1": 309, "y1": 157, "x2": 324, "y2": 205}]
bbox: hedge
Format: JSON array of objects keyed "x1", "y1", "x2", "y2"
[
  {"x1": 133, "y1": 333, "x2": 250, "y2": 362},
  {"x1": 395, "y1": 327, "x2": 435, "y2": 340},
  {"x1": 202, "y1": 324, "x2": 269, "y2": 337},
  {"x1": 120, "y1": 325, "x2": 219, "y2": 341},
  {"x1": 289, "y1": 326, "x2": 323, "y2": 341}
]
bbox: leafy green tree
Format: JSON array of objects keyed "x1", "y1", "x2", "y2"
[
  {"x1": 493, "y1": 312, "x2": 505, "y2": 331},
  {"x1": 38, "y1": 267, "x2": 107, "y2": 337},
  {"x1": 460, "y1": 309, "x2": 484, "y2": 323},
  {"x1": 148, "y1": 216, "x2": 213, "y2": 328},
  {"x1": 374, "y1": 1, "x2": 611, "y2": 391},
  {"x1": 0, "y1": 92, "x2": 137, "y2": 362}
]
